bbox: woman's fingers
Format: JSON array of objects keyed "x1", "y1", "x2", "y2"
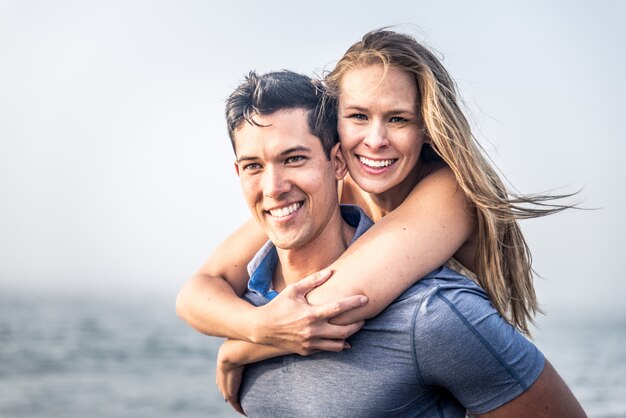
[
  {"x1": 313, "y1": 295, "x2": 369, "y2": 320},
  {"x1": 287, "y1": 269, "x2": 333, "y2": 298},
  {"x1": 217, "y1": 364, "x2": 246, "y2": 415},
  {"x1": 314, "y1": 320, "x2": 365, "y2": 341}
]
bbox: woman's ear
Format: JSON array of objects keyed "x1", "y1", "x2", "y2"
[{"x1": 330, "y1": 143, "x2": 348, "y2": 180}]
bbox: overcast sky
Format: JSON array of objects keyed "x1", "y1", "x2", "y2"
[{"x1": 1, "y1": 1, "x2": 624, "y2": 318}]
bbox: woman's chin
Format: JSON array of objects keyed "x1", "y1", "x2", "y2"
[{"x1": 350, "y1": 176, "x2": 395, "y2": 196}]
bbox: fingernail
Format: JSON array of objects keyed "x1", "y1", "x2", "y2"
[
  {"x1": 344, "y1": 342, "x2": 351, "y2": 349},
  {"x1": 360, "y1": 296, "x2": 368, "y2": 304}
]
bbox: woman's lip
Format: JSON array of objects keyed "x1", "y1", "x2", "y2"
[{"x1": 356, "y1": 154, "x2": 398, "y2": 174}]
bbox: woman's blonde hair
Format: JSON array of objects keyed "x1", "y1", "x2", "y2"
[{"x1": 325, "y1": 29, "x2": 574, "y2": 335}]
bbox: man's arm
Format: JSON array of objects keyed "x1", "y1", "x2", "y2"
[
  {"x1": 413, "y1": 269, "x2": 585, "y2": 416},
  {"x1": 477, "y1": 360, "x2": 585, "y2": 417}
]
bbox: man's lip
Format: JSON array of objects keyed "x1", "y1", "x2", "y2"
[
  {"x1": 264, "y1": 201, "x2": 304, "y2": 212},
  {"x1": 264, "y1": 201, "x2": 304, "y2": 219}
]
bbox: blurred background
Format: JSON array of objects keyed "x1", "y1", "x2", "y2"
[{"x1": 1, "y1": 1, "x2": 624, "y2": 416}]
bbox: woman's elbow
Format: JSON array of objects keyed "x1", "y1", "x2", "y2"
[{"x1": 175, "y1": 282, "x2": 194, "y2": 322}]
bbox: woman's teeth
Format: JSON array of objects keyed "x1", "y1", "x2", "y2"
[{"x1": 359, "y1": 156, "x2": 395, "y2": 168}]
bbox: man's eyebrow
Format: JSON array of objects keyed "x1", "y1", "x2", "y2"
[
  {"x1": 279, "y1": 146, "x2": 312, "y2": 156},
  {"x1": 236, "y1": 155, "x2": 257, "y2": 163},
  {"x1": 236, "y1": 146, "x2": 312, "y2": 163}
]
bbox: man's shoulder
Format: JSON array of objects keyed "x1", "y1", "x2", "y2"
[
  {"x1": 408, "y1": 267, "x2": 545, "y2": 415},
  {"x1": 372, "y1": 267, "x2": 497, "y2": 341},
  {"x1": 339, "y1": 204, "x2": 373, "y2": 244}
]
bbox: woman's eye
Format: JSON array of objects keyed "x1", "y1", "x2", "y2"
[
  {"x1": 348, "y1": 113, "x2": 368, "y2": 121},
  {"x1": 285, "y1": 156, "x2": 305, "y2": 164},
  {"x1": 389, "y1": 116, "x2": 408, "y2": 123}
]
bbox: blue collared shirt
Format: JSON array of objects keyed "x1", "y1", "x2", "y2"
[{"x1": 243, "y1": 204, "x2": 373, "y2": 306}]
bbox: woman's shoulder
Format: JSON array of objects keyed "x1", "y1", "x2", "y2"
[
  {"x1": 339, "y1": 175, "x2": 366, "y2": 205},
  {"x1": 414, "y1": 164, "x2": 457, "y2": 190},
  {"x1": 403, "y1": 164, "x2": 463, "y2": 206}
]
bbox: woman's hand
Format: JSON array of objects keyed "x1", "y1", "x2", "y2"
[
  {"x1": 217, "y1": 341, "x2": 246, "y2": 415},
  {"x1": 253, "y1": 270, "x2": 368, "y2": 355}
]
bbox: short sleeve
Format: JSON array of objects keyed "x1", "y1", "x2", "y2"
[{"x1": 412, "y1": 280, "x2": 545, "y2": 414}]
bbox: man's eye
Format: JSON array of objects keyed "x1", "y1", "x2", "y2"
[
  {"x1": 285, "y1": 156, "x2": 305, "y2": 164},
  {"x1": 243, "y1": 163, "x2": 262, "y2": 171}
]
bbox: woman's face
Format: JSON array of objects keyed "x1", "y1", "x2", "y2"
[{"x1": 337, "y1": 64, "x2": 428, "y2": 197}]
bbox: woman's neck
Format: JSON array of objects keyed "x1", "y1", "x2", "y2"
[{"x1": 340, "y1": 162, "x2": 440, "y2": 222}]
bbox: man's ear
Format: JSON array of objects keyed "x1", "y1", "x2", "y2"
[
  {"x1": 330, "y1": 143, "x2": 348, "y2": 180},
  {"x1": 234, "y1": 161, "x2": 240, "y2": 177}
]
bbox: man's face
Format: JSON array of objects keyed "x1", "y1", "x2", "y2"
[{"x1": 234, "y1": 108, "x2": 345, "y2": 250}]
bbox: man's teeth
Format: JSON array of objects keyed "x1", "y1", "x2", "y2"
[
  {"x1": 269, "y1": 202, "x2": 301, "y2": 218},
  {"x1": 359, "y1": 156, "x2": 395, "y2": 168}
]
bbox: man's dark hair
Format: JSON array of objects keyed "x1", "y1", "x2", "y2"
[{"x1": 225, "y1": 70, "x2": 338, "y2": 158}]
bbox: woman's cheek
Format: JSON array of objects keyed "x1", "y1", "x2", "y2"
[{"x1": 338, "y1": 123, "x2": 361, "y2": 147}]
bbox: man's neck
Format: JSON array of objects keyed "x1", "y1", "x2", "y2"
[{"x1": 272, "y1": 207, "x2": 355, "y2": 291}]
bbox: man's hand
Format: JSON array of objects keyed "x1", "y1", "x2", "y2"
[{"x1": 253, "y1": 270, "x2": 368, "y2": 355}]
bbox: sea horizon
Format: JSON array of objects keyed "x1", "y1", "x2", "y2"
[{"x1": 1, "y1": 287, "x2": 624, "y2": 417}]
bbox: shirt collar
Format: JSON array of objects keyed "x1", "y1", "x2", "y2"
[{"x1": 245, "y1": 205, "x2": 373, "y2": 303}]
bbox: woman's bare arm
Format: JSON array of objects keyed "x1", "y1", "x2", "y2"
[
  {"x1": 178, "y1": 168, "x2": 472, "y2": 349},
  {"x1": 307, "y1": 167, "x2": 476, "y2": 323},
  {"x1": 176, "y1": 218, "x2": 367, "y2": 350},
  {"x1": 176, "y1": 218, "x2": 268, "y2": 340},
  {"x1": 216, "y1": 339, "x2": 291, "y2": 414}
]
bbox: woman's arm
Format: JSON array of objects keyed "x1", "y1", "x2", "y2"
[
  {"x1": 176, "y1": 218, "x2": 268, "y2": 340},
  {"x1": 176, "y1": 218, "x2": 368, "y2": 351},
  {"x1": 216, "y1": 337, "x2": 353, "y2": 414},
  {"x1": 178, "y1": 168, "x2": 472, "y2": 347},
  {"x1": 307, "y1": 167, "x2": 476, "y2": 324},
  {"x1": 216, "y1": 339, "x2": 302, "y2": 415}
]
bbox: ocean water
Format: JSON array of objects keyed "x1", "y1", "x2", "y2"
[{"x1": 0, "y1": 290, "x2": 624, "y2": 418}]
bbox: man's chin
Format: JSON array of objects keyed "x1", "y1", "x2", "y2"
[{"x1": 269, "y1": 233, "x2": 305, "y2": 251}]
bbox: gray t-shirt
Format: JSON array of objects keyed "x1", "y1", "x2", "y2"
[{"x1": 241, "y1": 205, "x2": 544, "y2": 417}]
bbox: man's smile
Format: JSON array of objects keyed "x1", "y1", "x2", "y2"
[{"x1": 266, "y1": 201, "x2": 303, "y2": 218}]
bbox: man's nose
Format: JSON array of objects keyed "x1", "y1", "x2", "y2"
[
  {"x1": 262, "y1": 166, "x2": 291, "y2": 198},
  {"x1": 362, "y1": 120, "x2": 389, "y2": 150}
]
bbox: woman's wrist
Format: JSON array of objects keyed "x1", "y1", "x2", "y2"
[
  {"x1": 246, "y1": 307, "x2": 269, "y2": 345},
  {"x1": 217, "y1": 340, "x2": 242, "y2": 368}
]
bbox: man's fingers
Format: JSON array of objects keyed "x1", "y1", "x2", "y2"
[{"x1": 288, "y1": 269, "x2": 333, "y2": 296}]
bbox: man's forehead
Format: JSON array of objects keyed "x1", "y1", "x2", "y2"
[{"x1": 233, "y1": 109, "x2": 322, "y2": 158}]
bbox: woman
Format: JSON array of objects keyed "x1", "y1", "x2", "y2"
[{"x1": 177, "y1": 29, "x2": 572, "y2": 406}]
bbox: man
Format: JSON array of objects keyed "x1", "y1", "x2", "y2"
[{"x1": 217, "y1": 70, "x2": 585, "y2": 417}]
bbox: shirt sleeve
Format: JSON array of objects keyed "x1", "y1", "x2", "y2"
[{"x1": 411, "y1": 280, "x2": 545, "y2": 415}]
